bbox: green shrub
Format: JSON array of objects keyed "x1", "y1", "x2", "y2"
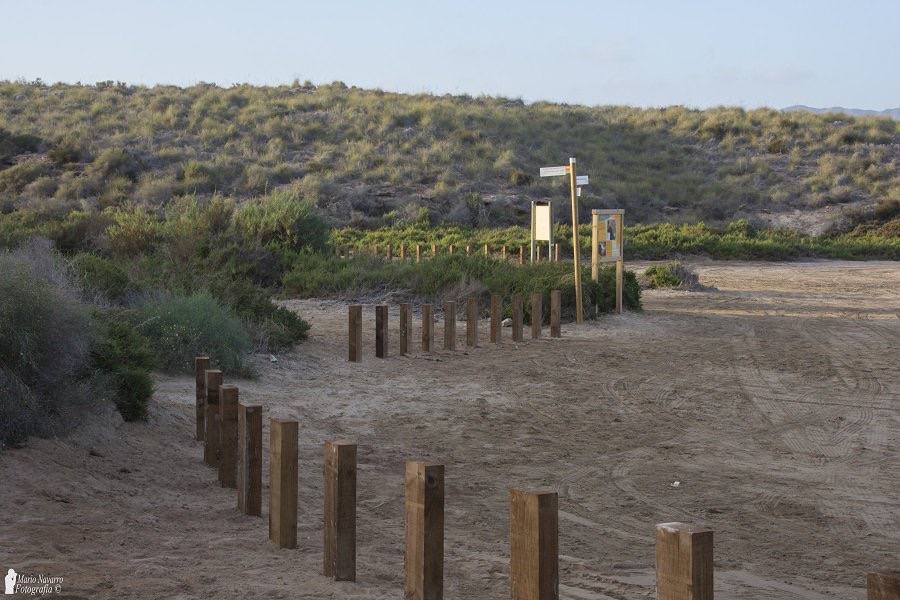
[
  {"x1": 234, "y1": 189, "x2": 328, "y2": 252},
  {"x1": 72, "y1": 253, "x2": 137, "y2": 302},
  {"x1": 643, "y1": 263, "x2": 684, "y2": 288},
  {"x1": 112, "y1": 366, "x2": 154, "y2": 421},
  {"x1": 137, "y1": 292, "x2": 252, "y2": 374}
]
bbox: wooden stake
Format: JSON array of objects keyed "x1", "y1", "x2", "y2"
[
  {"x1": 655, "y1": 522, "x2": 713, "y2": 600},
  {"x1": 431, "y1": 243, "x2": 437, "y2": 257},
  {"x1": 510, "y1": 489, "x2": 559, "y2": 600},
  {"x1": 512, "y1": 294, "x2": 524, "y2": 342},
  {"x1": 490, "y1": 294, "x2": 502, "y2": 343},
  {"x1": 405, "y1": 462, "x2": 444, "y2": 600},
  {"x1": 387, "y1": 244, "x2": 393, "y2": 260},
  {"x1": 400, "y1": 303, "x2": 412, "y2": 356},
  {"x1": 348, "y1": 305, "x2": 362, "y2": 362},
  {"x1": 465, "y1": 244, "x2": 471, "y2": 256},
  {"x1": 324, "y1": 441, "x2": 357, "y2": 581},
  {"x1": 218, "y1": 385, "x2": 239, "y2": 488},
  {"x1": 554, "y1": 243, "x2": 560, "y2": 262},
  {"x1": 531, "y1": 293, "x2": 542, "y2": 339},
  {"x1": 443, "y1": 301, "x2": 456, "y2": 351},
  {"x1": 203, "y1": 370, "x2": 223, "y2": 467},
  {"x1": 237, "y1": 403, "x2": 262, "y2": 516},
  {"x1": 448, "y1": 244, "x2": 455, "y2": 255},
  {"x1": 376, "y1": 304, "x2": 389, "y2": 359},
  {"x1": 400, "y1": 244, "x2": 406, "y2": 260},
  {"x1": 269, "y1": 418, "x2": 298, "y2": 549},
  {"x1": 421, "y1": 304, "x2": 433, "y2": 352},
  {"x1": 501, "y1": 245, "x2": 508, "y2": 260},
  {"x1": 550, "y1": 290, "x2": 561, "y2": 337},
  {"x1": 466, "y1": 295, "x2": 478, "y2": 347},
  {"x1": 483, "y1": 243, "x2": 489, "y2": 256},
  {"x1": 868, "y1": 571, "x2": 900, "y2": 600},
  {"x1": 518, "y1": 245, "x2": 525, "y2": 265},
  {"x1": 194, "y1": 356, "x2": 209, "y2": 441},
  {"x1": 416, "y1": 244, "x2": 422, "y2": 263}
]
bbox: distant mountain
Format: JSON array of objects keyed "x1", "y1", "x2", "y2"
[{"x1": 782, "y1": 105, "x2": 900, "y2": 120}]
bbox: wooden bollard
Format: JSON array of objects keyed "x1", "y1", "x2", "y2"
[
  {"x1": 466, "y1": 295, "x2": 478, "y2": 347},
  {"x1": 422, "y1": 304, "x2": 433, "y2": 352},
  {"x1": 490, "y1": 294, "x2": 502, "y2": 343},
  {"x1": 501, "y1": 245, "x2": 508, "y2": 260},
  {"x1": 443, "y1": 301, "x2": 456, "y2": 351},
  {"x1": 431, "y1": 243, "x2": 437, "y2": 257},
  {"x1": 550, "y1": 290, "x2": 561, "y2": 338},
  {"x1": 237, "y1": 403, "x2": 262, "y2": 516},
  {"x1": 405, "y1": 462, "x2": 444, "y2": 600},
  {"x1": 269, "y1": 419, "x2": 298, "y2": 549},
  {"x1": 868, "y1": 571, "x2": 900, "y2": 600},
  {"x1": 400, "y1": 244, "x2": 406, "y2": 260},
  {"x1": 416, "y1": 244, "x2": 422, "y2": 263},
  {"x1": 348, "y1": 305, "x2": 362, "y2": 362},
  {"x1": 376, "y1": 304, "x2": 389, "y2": 359},
  {"x1": 554, "y1": 243, "x2": 560, "y2": 262},
  {"x1": 400, "y1": 303, "x2": 412, "y2": 356},
  {"x1": 324, "y1": 441, "x2": 357, "y2": 581},
  {"x1": 194, "y1": 356, "x2": 209, "y2": 441},
  {"x1": 483, "y1": 243, "x2": 489, "y2": 256},
  {"x1": 510, "y1": 489, "x2": 558, "y2": 600},
  {"x1": 518, "y1": 245, "x2": 524, "y2": 265},
  {"x1": 531, "y1": 292, "x2": 542, "y2": 339},
  {"x1": 655, "y1": 523, "x2": 713, "y2": 600},
  {"x1": 386, "y1": 244, "x2": 393, "y2": 260},
  {"x1": 512, "y1": 294, "x2": 524, "y2": 342},
  {"x1": 536, "y1": 245, "x2": 541, "y2": 263},
  {"x1": 218, "y1": 385, "x2": 239, "y2": 488},
  {"x1": 203, "y1": 370, "x2": 223, "y2": 467},
  {"x1": 448, "y1": 244, "x2": 455, "y2": 255},
  {"x1": 465, "y1": 244, "x2": 471, "y2": 256}
]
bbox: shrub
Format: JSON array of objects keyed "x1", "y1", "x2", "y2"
[
  {"x1": 137, "y1": 292, "x2": 252, "y2": 374},
  {"x1": 640, "y1": 261, "x2": 703, "y2": 290},
  {"x1": 71, "y1": 253, "x2": 137, "y2": 302},
  {"x1": 91, "y1": 317, "x2": 156, "y2": 421},
  {"x1": 234, "y1": 189, "x2": 329, "y2": 252},
  {"x1": 112, "y1": 366, "x2": 154, "y2": 421}
]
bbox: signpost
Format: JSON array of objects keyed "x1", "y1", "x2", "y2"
[
  {"x1": 530, "y1": 201, "x2": 553, "y2": 263},
  {"x1": 540, "y1": 158, "x2": 585, "y2": 323}
]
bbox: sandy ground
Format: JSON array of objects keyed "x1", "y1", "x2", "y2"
[{"x1": 1, "y1": 260, "x2": 898, "y2": 599}]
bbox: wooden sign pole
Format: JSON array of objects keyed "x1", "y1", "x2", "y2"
[
  {"x1": 616, "y1": 214, "x2": 624, "y2": 314},
  {"x1": 269, "y1": 418, "x2": 298, "y2": 549},
  {"x1": 203, "y1": 370, "x2": 223, "y2": 467},
  {"x1": 375, "y1": 304, "x2": 389, "y2": 359},
  {"x1": 237, "y1": 404, "x2": 262, "y2": 516},
  {"x1": 590, "y1": 211, "x2": 600, "y2": 283},
  {"x1": 443, "y1": 301, "x2": 456, "y2": 351},
  {"x1": 400, "y1": 303, "x2": 412, "y2": 356},
  {"x1": 421, "y1": 304, "x2": 433, "y2": 352},
  {"x1": 550, "y1": 290, "x2": 561, "y2": 337},
  {"x1": 490, "y1": 294, "x2": 502, "y2": 343},
  {"x1": 466, "y1": 296, "x2": 478, "y2": 347},
  {"x1": 194, "y1": 356, "x2": 209, "y2": 441},
  {"x1": 568, "y1": 158, "x2": 584, "y2": 323},
  {"x1": 510, "y1": 489, "x2": 558, "y2": 600},
  {"x1": 405, "y1": 462, "x2": 444, "y2": 600},
  {"x1": 512, "y1": 294, "x2": 524, "y2": 342},
  {"x1": 348, "y1": 305, "x2": 362, "y2": 362},
  {"x1": 324, "y1": 441, "x2": 357, "y2": 581},
  {"x1": 655, "y1": 522, "x2": 713, "y2": 600},
  {"x1": 218, "y1": 385, "x2": 239, "y2": 488}
]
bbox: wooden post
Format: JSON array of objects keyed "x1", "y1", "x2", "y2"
[
  {"x1": 531, "y1": 293, "x2": 542, "y2": 339},
  {"x1": 535, "y1": 245, "x2": 541, "y2": 263},
  {"x1": 510, "y1": 489, "x2": 559, "y2": 600},
  {"x1": 590, "y1": 211, "x2": 600, "y2": 283},
  {"x1": 466, "y1": 295, "x2": 478, "y2": 347},
  {"x1": 203, "y1": 370, "x2": 223, "y2": 467},
  {"x1": 237, "y1": 403, "x2": 262, "y2": 516},
  {"x1": 655, "y1": 522, "x2": 713, "y2": 600},
  {"x1": 324, "y1": 441, "x2": 357, "y2": 581},
  {"x1": 501, "y1": 245, "x2": 508, "y2": 260},
  {"x1": 490, "y1": 294, "x2": 502, "y2": 343},
  {"x1": 443, "y1": 301, "x2": 456, "y2": 351},
  {"x1": 416, "y1": 244, "x2": 422, "y2": 263},
  {"x1": 512, "y1": 294, "x2": 524, "y2": 342},
  {"x1": 348, "y1": 305, "x2": 362, "y2": 362},
  {"x1": 218, "y1": 385, "x2": 239, "y2": 488},
  {"x1": 448, "y1": 244, "x2": 455, "y2": 255},
  {"x1": 375, "y1": 304, "x2": 389, "y2": 359},
  {"x1": 464, "y1": 244, "x2": 470, "y2": 256},
  {"x1": 554, "y1": 243, "x2": 560, "y2": 262},
  {"x1": 483, "y1": 243, "x2": 489, "y2": 256},
  {"x1": 400, "y1": 303, "x2": 412, "y2": 356},
  {"x1": 405, "y1": 462, "x2": 444, "y2": 600},
  {"x1": 269, "y1": 419, "x2": 298, "y2": 549},
  {"x1": 194, "y1": 356, "x2": 209, "y2": 441},
  {"x1": 550, "y1": 290, "x2": 561, "y2": 338},
  {"x1": 431, "y1": 243, "x2": 437, "y2": 257},
  {"x1": 518, "y1": 245, "x2": 525, "y2": 265},
  {"x1": 868, "y1": 571, "x2": 900, "y2": 600},
  {"x1": 616, "y1": 214, "x2": 624, "y2": 314},
  {"x1": 568, "y1": 158, "x2": 584, "y2": 323},
  {"x1": 386, "y1": 244, "x2": 393, "y2": 261},
  {"x1": 421, "y1": 304, "x2": 433, "y2": 352},
  {"x1": 400, "y1": 244, "x2": 406, "y2": 260}
]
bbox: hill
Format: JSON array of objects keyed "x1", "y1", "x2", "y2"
[
  {"x1": 1, "y1": 80, "x2": 898, "y2": 234},
  {"x1": 783, "y1": 105, "x2": 900, "y2": 121}
]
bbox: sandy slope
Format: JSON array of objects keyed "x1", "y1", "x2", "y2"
[{"x1": 1, "y1": 260, "x2": 898, "y2": 599}]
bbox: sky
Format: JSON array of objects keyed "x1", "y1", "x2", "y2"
[{"x1": 1, "y1": 0, "x2": 898, "y2": 109}]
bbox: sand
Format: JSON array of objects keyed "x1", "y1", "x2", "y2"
[{"x1": 1, "y1": 260, "x2": 897, "y2": 599}]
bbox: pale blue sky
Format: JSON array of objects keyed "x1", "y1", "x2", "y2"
[{"x1": 1, "y1": 0, "x2": 897, "y2": 109}]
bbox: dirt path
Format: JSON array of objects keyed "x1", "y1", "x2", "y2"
[{"x1": 1, "y1": 260, "x2": 897, "y2": 599}]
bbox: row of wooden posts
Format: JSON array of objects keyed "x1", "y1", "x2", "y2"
[
  {"x1": 191, "y1": 359, "x2": 899, "y2": 599},
  {"x1": 349, "y1": 291, "x2": 561, "y2": 361},
  {"x1": 337, "y1": 242, "x2": 563, "y2": 264}
]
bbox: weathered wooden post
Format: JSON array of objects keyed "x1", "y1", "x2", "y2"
[
  {"x1": 400, "y1": 303, "x2": 412, "y2": 356},
  {"x1": 237, "y1": 403, "x2": 262, "y2": 516},
  {"x1": 868, "y1": 571, "x2": 900, "y2": 600},
  {"x1": 400, "y1": 244, "x2": 407, "y2": 260},
  {"x1": 203, "y1": 370, "x2": 223, "y2": 467},
  {"x1": 375, "y1": 304, "x2": 389, "y2": 359},
  {"x1": 554, "y1": 243, "x2": 560, "y2": 262},
  {"x1": 550, "y1": 290, "x2": 561, "y2": 338},
  {"x1": 501, "y1": 245, "x2": 508, "y2": 260},
  {"x1": 405, "y1": 462, "x2": 444, "y2": 600},
  {"x1": 431, "y1": 243, "x2": 437, "y2": 257},
  {"x1": 465, "y1": 244, "x2": 471, "y2": 256},
  {"x1": 531, "y1": 292, "x2": 542, "y2": 339},
  {"x1": 510, "y1": 489, "x2": 559, "y2": 600},
  {"x1": 655, "y1": 522, "x2": 713, "y2": 600},
  {"x1": 512, "y1": 294, "x2": 524, "y2": 341},
  {"x1": 518, "y1": 245, "x2": 525, "y2": 265},
  {"x1": 490, "y1": 294, "x2": 502, "y2": 343},
  {"x1": 421, "y1": 304, "x2": 434, "y2": 352},
  {"x1": 443, "y1": 301, "x2": 456, "y2": 351},
  {"x1": 194, "y1": 356, "x2": 209, "y2": 441},
  {"x1": 386, "y1": 244, "x2": 393, "y2": 261},
  {"x1": 483, "y1": 243, "x2": 489, "y2": 256},
  {"x1": 416, "y1": 244, "x2": 422, "y2": 263},
  {"x1": 269, "y1": 418, "x2": 298, "y2": 549},
  {"x1": 218, "y1": 385, "x2": 239, "y2": 488},
  {"x1": 536, "y1": 245, "x2": 541, "y2": 263},
  {"x1": 466, "y1": 296, "x2": 478, "y2": 347},
  {"x1": 348, "y1": 305, "x2": 362, "y2": 362},
  {"x1": 324, "y1": 441, "x2": 357, "y2": 581},
  {"x1": 448, "y1": 244, "x2": 455, "y2": 255}
]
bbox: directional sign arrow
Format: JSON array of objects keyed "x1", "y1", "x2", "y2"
[{"x1": 539, "y1": 165, "x2": 568, "y2": 177}]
